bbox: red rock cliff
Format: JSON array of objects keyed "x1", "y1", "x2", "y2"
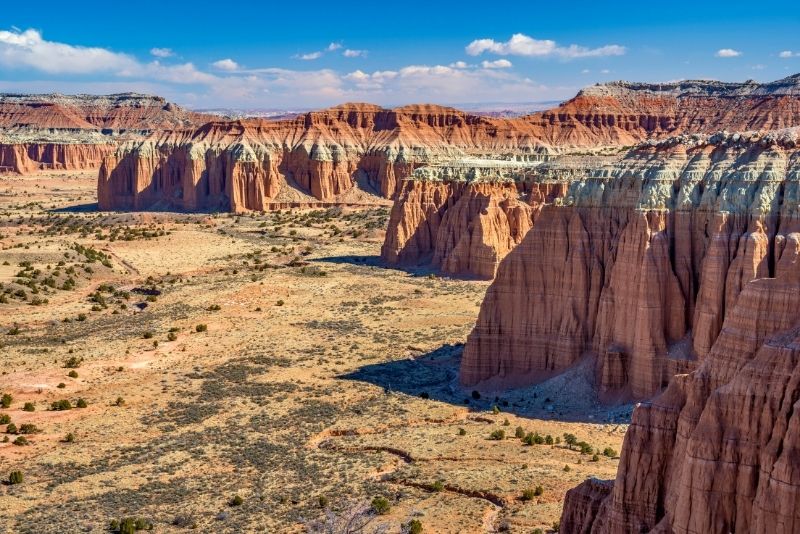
[
  {"x1": 461, "y1": 130, "x2": 800, "y2": 401},
  {"x1": 560, "y1": 222, "x2": 800, "y2": 533},
  {"x1": 97, "y1": 104, "x2": 550, "y2": 211}
]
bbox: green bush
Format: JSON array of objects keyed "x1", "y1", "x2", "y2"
[
  {"x1": 229, "y1": 494, "x2": 243, "y2": 506},
  {"x1": 431, "y1": 480, "x2": 444, "y2": 492},
  {"x1": 6, "y1": 423, "x2": 17, "y2": 434},
  {"x1": 603, "y1": 447, "x2": 618, "y2": 457},
  {"x1": 64, "y1": 356, "x2": 83, "y2": 368},
  {"x1": 8, "y1": 471, "x2": 23, "y2": 485},
  {"x1": 317, "y1": 495, "x2": 328, "y2": 508},
  {"x1": 195, "y1": 324, "x2": 207, "y2": 333},
  {"x1": 533, "y1": 485, "x2": 543, "y2": 496},
  {"x1": 114, "y1": 397, "x2": 125, "y2": 407},
  {"x1": 545, "y1": 434, "x2": 554, "y2": 445},
  {"x1": 563, "y1": 433, "x2": 578, "y2": 449},
  {"x1": 521, "y1": 488, "x2": 536, "y2": 501},
  {"x1": 1, "y1": 393, "x2": 12, "y2": 408},
  {"x1": 514, "y1": 426, "x2": 526, "y2": 439},
  {"x1": 591, "y1": 453, "x2": 600, "y2": 462},
  {"x1": 50, "y1": 399, "x2": 72, "y2": 411},
  {"x1": 458, "y1": 428, "x2": 466, "y2": 436},
  {"x1": 76, "y1": 398, "x2": 88, "y2": 408},
  {"x1": 142, "y1": 331, "x2": 153, "y2": 339},
  {"x1": 489, "y1": 429, "x2": 505, "y2": 440},
  {"x1": 371, "y1": 496, "x2": 390, "y2": 515},
  {"x1": 167, "y1": 331, "x2": 177, "y2": 342},
  {"x1": 577, "y1": 441, "x2": 593, "y2": 455},
  {"x1": 406, "y1": 519, "x2": 423, "y2": 534},
  {"x1": 22, "y1": 402, "x2": 35, "y2": 412},
  {"x1": 0, "y1": 414, "x2": 9, "y2": 424},
  {"x1": 12, "y1": 436, "x2": 29, "y2": 446},
  {"x1": 68, "y1": 370, "x2": 79, "y2": 378},
  {"x1": 275, "y1": 300, "x2": 284, "y2": 307},
  {"x1": 64, "y1": 432, "x2": 75, "y2": 443},
  {"x1": 491, "y1": 405, "x2": 500, "y2": 415},
  {"x1": 19, "y1": 423, "x2": 39, "y2": 434}
]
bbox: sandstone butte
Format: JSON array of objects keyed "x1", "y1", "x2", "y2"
[{"x1": 0, "y1": 93, "x2": 213, "y2": 173}]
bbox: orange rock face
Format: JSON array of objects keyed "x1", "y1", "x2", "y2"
[
  {"x1": 561, "y1": 229, "x2": 800, "y2": 533},
  {"x1": 0, "y1": 93, "x2": 215, "y2": 174},
  {"x1": 526, "y1": 74, "x2": 800, "y2": 147},
  {"x1": 461, "y1": 131, "x2": 800, "y2": 400},
  {"x1": 380, "y1": 170, "x2": 568, "y2": 278},
  {"x1": 97, "y1": 104, "x2": 550, "y2": 211},
  {"x1": 0, "y1": 143, "x2": 114, "y2": 173}
]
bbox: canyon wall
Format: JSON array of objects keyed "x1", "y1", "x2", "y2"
[
  {"x1": 461, "y1": 130, "x2": 800, "y2": 401},
  {"x1": 526, "y1": 74, "x2": 800, "y2": 146},
  {"x1": 380, "y1": 164, "x2": 570, "y2": 278},
  {"x1": 97, "y1": 104, "x2": 550, "y2": 211},
  {"x1": 560, "y1": 226, "x2": 800, "y2": 533},
  {"x1": 0, "y1": 93, "x2": 215, "y2": 174}
]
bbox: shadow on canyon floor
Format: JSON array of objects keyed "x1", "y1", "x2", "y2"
[
  {"x1": 51, "y1": 202, "x2": 100, "y2": 212},
  {"x1": 339, "y1": 343, "x2": 634, "y2": 425},
  {"x1": 315, "y1": 255, "x2": 488, "y2": 280}
]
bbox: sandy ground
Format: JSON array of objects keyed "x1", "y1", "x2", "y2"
[{"x1": 0, "y1": 170, "x2": 628, "y2": 533}]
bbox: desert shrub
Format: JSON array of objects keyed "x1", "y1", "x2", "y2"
[
  {"x1": 167, "y1": 332, "x2": 177, "y2": 342},
  {"x1": 545, "y1": 434, "x2": 554, "y2": 445},
  {"x1": 533, "y1": 485, "x2": 543, "y2": 496},
  {"x1": 22, "y1": 402, "x2": 35, "y2": 412},
  {"x1": 318, "y1": 495, "x2": 329, "y2": 508},
  {"x1": 515, "y1": 426, "x2": 526, "y2": 439},
  {"x1": 19, "y1": 423, "x2": 39, "y2": 434},
  {"x1": 405, "y1": 519, "x2": 423, "y2": 534},
  {"x1": 64, "y1": 356, "x2": 83, "y2": 369},
  {"x1": 563, "y1": 465, "x2": 571, "y2": 472},
  {"x1": 195, "y1": 324, "x2": 207, "y2": 333},
  {"x1": 76, "y1": 398, "x2": 88, "y2": 408},
  {"x1": 577, "y1": 441, "x2": 593, "y2": 455},
  {"x1": 521, "y1": 488, "x2": 535, "y2": 501},
  {"x1": 275, "y1": 300, "x2": 284, "y2": 306},
  {"x1": 591, "y1": 453, "x2": 600, "y2": 462},
  {"x1": 142, "y1": 331, "x2": 153, "y2": 339},
  {"x1": 6, "y1": 423, "x2": 17, "y2": 434},
  {"x1": 207, "y1": 304, "x2": 221, "y2": 311},
  {"x1": 68, "y1": 370, "x2": 78, "y2": 378},
  {"x1": 12, "y1": 436, "x2": 29, "y2": 446},
  {"x1": 492, "y1": 405, "x2": 500, "y2": 414},
  {"x1": 503, "y1": 418, "x2": 510, "y2": 426},
  {"x1": 64, "y1": 432, "x2": 75, "y2": 443},
  {"x1": 603, "y1": 447, "x2": 617, "y2": 457},
  {"x1": 0, "y1": 414, "x2": 9, "y2": 424},
  {"x1": 563, "y1": 433, "x2": 578, "y2": 449},
  {"x1": 1, "y1": 394, "x2": 12, "y2": 408},
  {"x1": 489, "y1": 429, "x2": 505, "y2": 440},
  {"x1": 431, "y1": 480, "x2": 444, "y2": 492},
  {"x1": 111, "y1": 517, "x2": 152, "y2": 533},
  {"x1": 371, "y1": 496, "x2": 390, "y2": 515},
  {"x1": 114, "y1": 397, "x2": 125, "y2": 407},
  {"x1": 229, "y1": 494, "x2": 243, "y2": 506},
  {"x1": 50, "y1": 399, "x2": 72, "y2": 411},
  {"x1": 8, "y1": 471, "x2": 23, "y2": 485},
  {"x1": 57, "y1": 383, "x2": 66, "y2": 388},
  {"x1": 552, "y1": 520, "x2": 560, "y2": 532},
  {"x1": 458, "y1": 428, "x2": 466, "y2": 436}
]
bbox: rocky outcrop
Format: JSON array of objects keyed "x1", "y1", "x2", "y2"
[
  {"x1": 0, "y1": 142, "x2": 114, "y2": 173},
  {"x1": 97, "y1": 104, "x2": 550, "y2": 211},
  {"x1": 380, "y1": 162, "x2": 568, "y2": 278},
  {"x1": 461, "y1": 129, "x2": 800, "y2": 400},
  {"x1": 0, "y1": 93, "x2": 215, "y2": 174},
  {"x1": 526, "y1": 74, "x2": 800, "y2": 147},
  {"x1": 560, "y1": 227, "x2": 800, "y2": 533}
]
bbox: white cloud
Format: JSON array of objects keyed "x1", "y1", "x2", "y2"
[
  {"x1": 343, "y1": 49, "x2": 367, "y2": 58},
  {"x1": 600, "y1": 69, "x2": 611, "y2": 74},
  {"x1": 297, "y1": 51, "x2": 322, "y2": 60},
  {"x1": 779, "y1": 50, "x2": 799, "y2": 58},
  {"x1": 715, "y1": 48, "x2": 742, "y2": 58},
  {"x1": 466, "y1": 33, "x2": 625, "y2": 59},
  {"x1": 581, "y1": 69, "x2": 590, "y2": 74},
  {"x1": 150, "y1": 47, "x2": 174, "y2": 58},
  {"x1": 449, "y1": 61, "x2": 469, "y2": 69},
  {"x1": 211, "y1": 58, "x2": 239, "y2": 71},
  {"x1": 0, "y1": 28, "x2": 138, "y2": 74},
  {"x1": 326, "y1": 43, "x2": 342, "y2": 52},
  {"x1": 481, "y1": 59, "x2": 512, "y2": 69}
]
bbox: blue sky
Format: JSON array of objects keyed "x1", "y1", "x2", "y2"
[{"x1": 2, "y1": 0, "x2": 799, "y2": 109}]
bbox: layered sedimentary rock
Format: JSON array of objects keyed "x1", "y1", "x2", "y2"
[
  {"x1": 526, "y1": 73, "x2": 800, "y2": 146},
  {"x1": 97, "y1": 104, "x2": 550, "y2": 211},
  {"x1": 561, "y1": 225, "x2": 800, "y2": 533},
  {"x1": 380, "y1": 161, "x2": 570, "y2": 278},
  {"x1": 461, "y1": 129, "x2": 800, "y2": 401},
  {"x1": 0, "y1": 93, "x2": 214, "y2": 174}
]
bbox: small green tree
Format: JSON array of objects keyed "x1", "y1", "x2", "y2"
[
  {"x1": 371, "y1": 496, "x2": 390, "y2": 515},
  {"x1": 1, "y1": 393, "x2": 12, "y2": 408},
  {"x1": 563, "y1": 433, "x2": 578, "y2": 449},
  {"x1": 515, "y1": 426, "x2": 526, "y2": 439},
  {"x1": 489, "y1": 429, "x2": 505, "y2": 440},
  {"x1": 22, "y1": 402, "x2": 35, "y2": 412},
  {"x1": 8, "y1": 471, "x2": 23, "y2": 485}
]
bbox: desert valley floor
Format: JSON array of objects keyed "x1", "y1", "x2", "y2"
[{"x1": 0, "y1": 171, "x2": 630, "y2": 533}]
